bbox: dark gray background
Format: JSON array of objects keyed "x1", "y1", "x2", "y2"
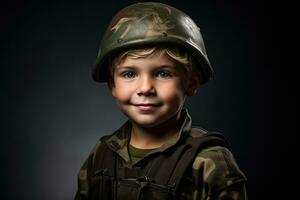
[{"x1": 1, "y1": 0, "x2": 283, "y2": 199}]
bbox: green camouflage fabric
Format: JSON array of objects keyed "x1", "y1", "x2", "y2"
[
  {"x1": 93, "y1": 2, "x2": 213, "y2": 84},
  {"x1": 75, "y1": 109, "x2": 247, "y2": 199}
]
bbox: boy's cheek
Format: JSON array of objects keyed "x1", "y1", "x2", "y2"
[
  {"x1": 159, "y1": 88, "x2": 183, "y2": 102},
  {"x1": 111, "y1": 88, "x2": 131, "y2": 102}
]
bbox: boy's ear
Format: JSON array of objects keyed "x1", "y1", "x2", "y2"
[
  {"x1": 111, "y1": 87, "x2": 116, "y2": 98},
  {"x1": 186, "y1": 74, "x2": 201, "y2": 96},
  {"x1": 107, "y1": 81, "x2": 116, "y2": 98}
]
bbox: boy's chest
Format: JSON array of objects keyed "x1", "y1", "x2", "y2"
[{"x1": 91, "y1": 151, "x2": 198, "y2": 200}]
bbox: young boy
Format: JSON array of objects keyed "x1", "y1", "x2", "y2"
[{"x1": 75, "y1": 2, "x2": 247, "y2": 200}]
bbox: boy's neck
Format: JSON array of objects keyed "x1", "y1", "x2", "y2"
[{"x1": 129, "y1": 112, "x2": 182, "y2": 149}]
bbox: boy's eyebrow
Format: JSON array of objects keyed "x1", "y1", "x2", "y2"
[
  {"x1": 116, "y1": 65, "x2": 136, "y2": 70},
  {"x1": 155, "y1": 64, "x2": 177, "y2": 69}
]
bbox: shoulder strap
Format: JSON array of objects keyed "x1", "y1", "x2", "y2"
[
  {"x1": 170, "y1": 131, "x2": 229, "y2": 192},
  {"x1": 92, "y1": 135, "x2": 117, "y2": 177},
  {"x1": 146, "y1": 128, "x2": 229, "y2": 193}
]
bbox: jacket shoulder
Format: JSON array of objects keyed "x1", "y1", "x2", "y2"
[
  {"x1": 189, "y1": 126, "x2": 209, "y2": 138},
  {"x1": 192, "y1": 145, "x2": 247, "y2": 195}
]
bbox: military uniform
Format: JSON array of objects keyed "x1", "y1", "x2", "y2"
[{"x1": 75, "y1": 109, "x2": 247, "y2": 200}]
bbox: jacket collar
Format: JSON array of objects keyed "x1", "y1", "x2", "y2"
[{"x1": 105, "y1": 108, "x2": 192, "y2": 163}]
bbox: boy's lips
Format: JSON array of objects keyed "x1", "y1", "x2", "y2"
[
  {"x1": 134, "y1": 103, "x2": 160, "y2": 106},
  {"x1": 133, "y1": 103, "x2": 161, "y2": 112}
]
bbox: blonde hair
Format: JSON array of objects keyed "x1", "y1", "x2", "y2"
[{"x1": 108, "y1": 46, "x2": 200, "y2": 87}]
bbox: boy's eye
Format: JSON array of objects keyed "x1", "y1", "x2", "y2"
[
  {"x1": 156, "y1": 70, "x2": 172, "y2": 78},
  {"x1": 122, "y1": 71, "x2": 137, "y2": 79}
]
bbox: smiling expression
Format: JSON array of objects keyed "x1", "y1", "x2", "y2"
[{"x1": 110, "y1": 52, "x2": 199, "y2": 128}]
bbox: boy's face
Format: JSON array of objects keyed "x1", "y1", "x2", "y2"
[{"x1": 110, "y1": 52, "x2": 200, "y2": 128}]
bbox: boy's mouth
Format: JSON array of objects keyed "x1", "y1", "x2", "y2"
[
  {"x1": 133, "y1": 103, "x2": 161, "y2": 112},
  {"x1": 134, "y1": 103, "x2": 162, "y2": 107}
]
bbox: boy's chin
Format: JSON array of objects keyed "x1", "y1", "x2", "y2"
[
  {"x1": 128, "y1": 114, "x2": 177, "y2": 129},
  {"x1": 129, "y1": 117, "x2": 162, "y2": 128}
]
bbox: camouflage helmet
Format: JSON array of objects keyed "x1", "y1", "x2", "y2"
[{"x1": 92, "y1": 2, "x2": 213, "y2": 84}]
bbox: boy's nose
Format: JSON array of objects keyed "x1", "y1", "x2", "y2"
[{"x1": 137, "y1": 77, "x2": 156, "y2": 96}]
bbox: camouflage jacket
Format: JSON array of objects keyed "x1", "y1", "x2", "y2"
[{"x1": 75, "y1": 109, "x2": 247, "y2": 199}]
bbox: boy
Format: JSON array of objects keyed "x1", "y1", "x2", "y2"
[{"x1": 75, "y1": 2, "x2": 247, "y2": 200}]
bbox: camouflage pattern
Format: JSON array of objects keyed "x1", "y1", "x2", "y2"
[
  {"x1": 75, "y1": 109, "x2": 247, "y2": 199},
  {"x1": 92, "y1": 2, "x2": 213, "y2": 84}
]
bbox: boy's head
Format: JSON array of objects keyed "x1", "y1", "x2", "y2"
[{"x1": 92, "y1": 2, "x2": 213, "y2": 127}]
